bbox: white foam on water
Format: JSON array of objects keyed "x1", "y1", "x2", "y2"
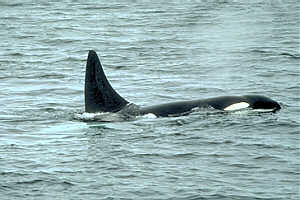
[
  {"x1": 74, "y1": 112, "x2": 102, "y2": 121},
  {"x1": 141, "y1": 113, "x2": 158, "y2": 119}
]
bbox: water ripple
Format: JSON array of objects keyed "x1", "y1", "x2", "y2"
[{"x1": 0, "y1": 1, "x2": 299, "y2": 200}]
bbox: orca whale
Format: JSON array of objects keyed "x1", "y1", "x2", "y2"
[{"x1": 84, "y1": 50, "x2": 281, "y2": 117}]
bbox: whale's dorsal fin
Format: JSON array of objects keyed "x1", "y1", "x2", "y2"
[{"x1": 84, "y1": 50, "x2": 128, "y2": 113}]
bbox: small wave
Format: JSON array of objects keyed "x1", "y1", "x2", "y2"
[
  {"x1": 81, "y1": 5, "x2": 126, "y2": 10},
  {"x1": 15, "y1": 178, "x2": 75, "y2": 187},
  {"x1": 234, "y1": 142, "x2": 292, "y2": 150},
  {"x1": 0, "y1": 3, "x2": 24, "y2": 7},
  {"x1": 249, "y1": 48, "x2": 300, "y2": 59},
  {"x1": 229, "y1": 163, "x2": 260, "y2": 169},
  {"x1": 250, "y1": 49, "x2": 270, "y2": 54},
  {"x1": 280, "y1": 52, "x2": 300, "y2": 59},
  {"x1": 6, "y1": 52, "x2": 25, "y2": 57},
  {"x1": 38, "y1": 73, "x2": 66, "y2": 79},
  {"x1": 253, "y1": 155, "x2": 281, "y2": 161},
  {"x1": 16, "y1": 179, "x2": 44, "y2": 185},
  {"x1": 172, "y1": 152, "x2": 197, "y2": 158}
]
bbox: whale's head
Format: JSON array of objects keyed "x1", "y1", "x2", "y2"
[{"x1": 244, "y1": 95, "x2": 281, "y2": 112}]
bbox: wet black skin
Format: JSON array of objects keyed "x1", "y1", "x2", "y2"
[
  {"x1": 139, "y1": 95, "x2": 281, "y2": 117},
  {"x1": 84, "y1": 50, "x2": 281, "y2": 117}
]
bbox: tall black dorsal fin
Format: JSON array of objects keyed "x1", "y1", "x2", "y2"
[{"x1": 85, "y1": 50, "x2": 129, "y2": 113}]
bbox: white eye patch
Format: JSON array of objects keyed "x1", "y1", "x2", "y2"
[{"x1": 224, "y1": 102, "x2": 250, "y2": 111}]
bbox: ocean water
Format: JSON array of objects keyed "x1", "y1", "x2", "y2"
[{"x1": 0, "y1": 0, "x2": 299, "y2": 199}]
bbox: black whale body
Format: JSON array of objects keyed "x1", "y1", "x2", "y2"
[{"x1": 84, "y1": 50, "x2": 281, "y2": 117}]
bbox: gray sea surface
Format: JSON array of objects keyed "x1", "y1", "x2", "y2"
[{"x1": 0, "y1": 0, "x2": 299, "y2": 199}]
